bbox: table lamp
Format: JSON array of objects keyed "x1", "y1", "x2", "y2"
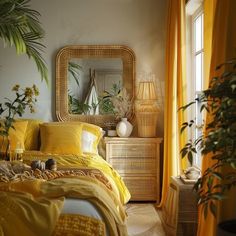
[{"x1": 135, "y1": 81, "x2": 159, "y2": 137}]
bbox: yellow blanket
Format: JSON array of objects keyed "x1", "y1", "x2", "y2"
[
  {"x1": 54, "y1": 213, "x2": 106, "y2": 236},
  {"x1": 22, "y1": 151, "x2": 131, "y2": 204},
  {"x1": 0, "y1": 176, "x2": 128, "y2": 236}
]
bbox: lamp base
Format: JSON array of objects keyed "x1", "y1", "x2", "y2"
[{"x1": 136, "y1": 112, "x2": 158, "y2": 137}]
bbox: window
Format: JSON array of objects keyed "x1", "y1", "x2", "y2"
[
  {"x1": 193, "y1": 11, "x2": 204, "y2": 167},
  {"x1": 186, "y1": 2, "x2": 204, "y2": 167}
]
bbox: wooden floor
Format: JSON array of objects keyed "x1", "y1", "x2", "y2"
[{"x1": 126, "y1": 203, "x2": 166, "y2": 236}]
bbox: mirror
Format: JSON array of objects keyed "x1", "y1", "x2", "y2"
[
  {"x1": 68, "y1": 58, "x2": 123, "y2": 115},
  {"x1": 56, "y1": 45, "x2": 135, "y2": 128}
]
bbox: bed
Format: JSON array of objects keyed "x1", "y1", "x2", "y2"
[{"x1": 0, "y1": 120, "x2": 131, "y2": 236}]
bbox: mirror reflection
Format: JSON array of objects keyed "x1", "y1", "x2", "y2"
[{"x1": 68, "y1": 58, "x2": 123, "y2": 115}]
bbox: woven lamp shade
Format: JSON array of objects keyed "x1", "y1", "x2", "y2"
[
  {"x1": 136, "y1": 111, "x2": 158, "y2": 137},
  {"x1": 136, "y1": 81, "x2": 158, "y2": 137},
  {"x1": 137, "y1": 81, "x2": 157, "y2": 100}
]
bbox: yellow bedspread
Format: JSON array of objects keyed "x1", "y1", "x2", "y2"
[
  {"x1": 0, "y1": 176, "x2": 128, "y2": 236},
  {"x1": 22, "y1": 151, "x2": 131, "y2": 204}
]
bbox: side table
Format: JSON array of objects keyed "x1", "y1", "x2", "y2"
[{"x1": 160, "y1": 176, "x2": 198, "y2": 236}]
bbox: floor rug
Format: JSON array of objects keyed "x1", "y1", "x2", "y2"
[{"x1": 126, "y1": 204, "x2": 166, "y2": 236}]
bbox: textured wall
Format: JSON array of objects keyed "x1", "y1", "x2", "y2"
[{"x1": 0, "y1": 0, "x2": 167, "y2": 136}]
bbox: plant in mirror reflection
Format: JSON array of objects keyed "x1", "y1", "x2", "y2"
[
  {"x1": 68, "y1": 81, "x2": 130, "y2": 117},
  {"x1": 111, "y1": 88, "x2": 132, "y2": 120},
  {"x1": 99, "y1": 83, "x2": 121, "y2": 115},
  {"x1": 67, "y1": 62, "x2": 86, "y2": 114},
  {"x1": 68, "y1": 62, "x2": 83, "y2": 87},
  {"x1": 68, "y1": 94, "x2": 91, "y2": 114}
]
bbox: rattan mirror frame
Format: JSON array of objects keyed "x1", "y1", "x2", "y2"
[{"x1": 55, "y1": 45, "x2": 135, "y2": 127}]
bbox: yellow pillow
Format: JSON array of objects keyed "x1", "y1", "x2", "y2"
[
  {"x1": 40, "y1": 123, "x2": 83, "y2": 155},
  {"x1": 0, "y1": 120, "x2": 28, "y2": 150},
  {"x1": 18, "y1": 119, "x2": 43, "y2": 150},
  {"x1": 39, "y1": 122, "x2": 103, "y2": 154}
]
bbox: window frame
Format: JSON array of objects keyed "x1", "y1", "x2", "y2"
[{"x1": 186, "y1": 3, "x2": 204, "y2": 167}]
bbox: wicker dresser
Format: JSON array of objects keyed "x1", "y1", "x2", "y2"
[
  {"x1": 104, "y1": 137, "x2": 162, "y2": 202},
  {"x1": 161, "y1": 176, "x2": 198, "y2": 236}
]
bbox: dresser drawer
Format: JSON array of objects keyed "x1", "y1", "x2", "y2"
[
  {"x1": 109, "y1": 159, "x2": 157, "y2": 175},
  {"x1": 105, "y1": 137, "x2": 162, "y2": 202},
  {"x1": 123, "y1": 176, "x2": 158, "y2": 201},
  {"x1": 109, "y1": 143, "x2": 156, "y2": 158}
]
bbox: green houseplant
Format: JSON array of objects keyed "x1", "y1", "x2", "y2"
[
  {"x1": 0, "y1": 0, "x2": 48, "y2": 82},
  {"x1": 0, "y1": 0, "x2": 46, "y2": 159},
  {"x1": 0, "y1": 84, "x2": 39, "y2": 160},
  {"x1": 179, "y1": 59, "x2": 236, "y2": 218}
]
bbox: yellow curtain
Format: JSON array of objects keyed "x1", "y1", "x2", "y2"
[
  {"x1": 158, "y1": 0, "x2": 187, "y2": 208},
  {"x1": 198, "y1": 0, "x2": 236, "y2": 235}
]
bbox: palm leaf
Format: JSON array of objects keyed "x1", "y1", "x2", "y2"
[
  {"x1": 0, "y1": 0, "x2": 48, "y2": 82},
  {"x1": 68, "y1": 62, "x2": 82, "y2": 87}
]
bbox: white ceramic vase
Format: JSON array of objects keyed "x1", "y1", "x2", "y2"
[{"x1": 116, "y1": 118, "x2": 133, "y2": 137}]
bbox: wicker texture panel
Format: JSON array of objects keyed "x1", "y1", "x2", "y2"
[
  {"x1": 160, "y1": 177, "x2": 198, "y2": 236},
  {"x1": 105, "y1": 137, "x2": 162, "y2": 202},
  {"x1": 109, "y1": 160, "x2": 156, "y2": 174},
  {"x1": 123, "y1": 177, "x2": 157, "y2": 201},
  {"x1": 109, "y1": 144, "x2": 156, "y2": 158}
]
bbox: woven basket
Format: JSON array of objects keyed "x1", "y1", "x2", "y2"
[{"x1": 136, "y1": 112, "x2": 158, "y2": 137}]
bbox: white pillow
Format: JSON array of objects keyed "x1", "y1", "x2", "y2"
[
  {"x1": 81, "y1": 128, "x2": 104, "y2": 154},
  {"x1": 82, "y1": 130, "x2": 98, "y2": 153}
]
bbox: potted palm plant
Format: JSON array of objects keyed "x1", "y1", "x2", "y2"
[{"x1": 179, "y1": 59, "x2": 236, "y2": 234}]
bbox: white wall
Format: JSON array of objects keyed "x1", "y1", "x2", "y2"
[{"x1": 0, "y1": 0, "x2": 167, "y2": 136}]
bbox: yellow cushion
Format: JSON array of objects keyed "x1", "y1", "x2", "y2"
[
  {"x1": 18, "y1": 119, "x2": 42, "y2": 150},
  {"x1": 40, "y1": 123, "x2": 83, "y2": 155},
  {"x1": 0, "y1": 121, "x2": 28, "y2": 150}
]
